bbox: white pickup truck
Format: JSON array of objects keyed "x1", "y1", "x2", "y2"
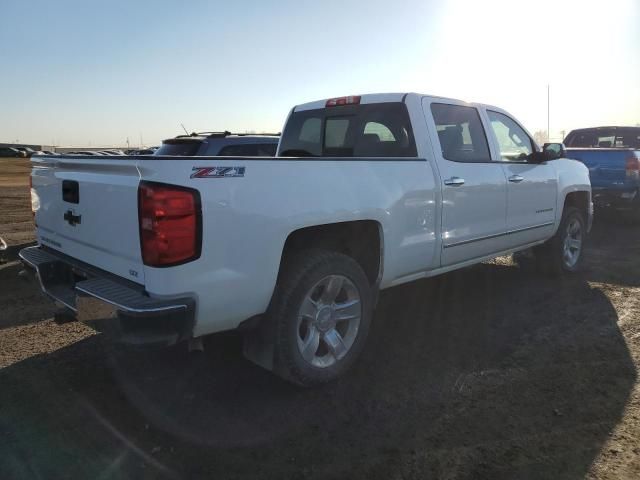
[{"x1": 21, "y1": 93, "x2": 592, "y2": 386}]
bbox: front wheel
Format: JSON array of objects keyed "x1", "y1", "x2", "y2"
[
  {"x1": 269, "y1": 250, "x2": 373, "y2": 387},
  {"x1": 535, "y1": 206, "x2": 586, "y2": 275}
]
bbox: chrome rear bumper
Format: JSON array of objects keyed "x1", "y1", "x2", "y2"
[{"x1": 19, "y1": 246, "x2": 195, "y2": 346}]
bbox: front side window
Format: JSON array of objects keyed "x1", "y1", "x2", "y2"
[
  {"x1": 431, "y1": 103, "x2": 491, "y2": 162},
  {"x1": 279, "y1": 103, "x2": 417, "y2": 157},
  {"x1": 487, "y1": 110, "x2": 534, "y2": 162}
]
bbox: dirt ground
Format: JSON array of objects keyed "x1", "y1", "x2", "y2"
[
  {"x1": 0, "y1": 158, "x2": 35, "y2": 246},
  {"x1": 1, "y1": 162, "x2": 639, "y2": 479}
]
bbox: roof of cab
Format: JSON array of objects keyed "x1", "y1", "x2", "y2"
[
  {"x1": 293, "y1": 92, "x2": 490, "y2": 112},
  {"x1": 294, "y1": 93, "x2": 407, "y2": 112}
]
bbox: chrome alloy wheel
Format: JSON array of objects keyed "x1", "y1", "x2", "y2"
[
  {"x1": 562, "y1": 217, "x2": 583, "y2": 269},
  {"x1": 296, "y1": 275, "x2": 362, "y2": 368}
]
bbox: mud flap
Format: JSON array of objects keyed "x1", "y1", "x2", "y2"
[{"x1": 241, "y1": 315, "x2": 276, "y2": 372}]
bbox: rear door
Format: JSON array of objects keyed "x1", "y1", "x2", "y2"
[
  {"x1": 423, "y1": 99, "x2": 508, "y2": 266},
  {"x1": 483, "y1": 109, "x2": 557, "y2": 245},
  {"x1": 32, "y1": 155, "x2": 145, "y2": 284}
]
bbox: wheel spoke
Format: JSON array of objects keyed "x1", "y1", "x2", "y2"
[
  {"x1": 569, "y1": 238, "x2": 581, "y2": 250},
  {"x1": 320, "y1": 276, "x2": 344, "y2": 305},
  {"x1": 300, "y1": 327, "x2": 320, "y2": 362},
  {"x1": 569, "y1": 221, "x2": 580, "y2": 235},
  {"x1": 299, "y1": 296, "x2": 319, "y2": 320},
  {"x1": 323, "y1": 328, "x2": 347, "y2": 360},
  {"x1": 334, "y1": 299, "x2": 361, "y2": 321}
]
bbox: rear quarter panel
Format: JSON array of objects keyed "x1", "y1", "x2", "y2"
[{"x1": 140, "y1": 157, "x2": 438, "y2": 335}]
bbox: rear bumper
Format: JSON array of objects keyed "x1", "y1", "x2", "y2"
[
  {"x1": 19, "y1": 246, "x2": 195, "y2": 346},
  {"x1": 592, "y1": 187, "x2": 638, "y2": 210}
]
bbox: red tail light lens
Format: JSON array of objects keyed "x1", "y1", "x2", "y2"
[
  {"x1": 626, "y1": 155, "x2": 640, "y2": 179},
  {"x1": 138, "y1": 181, "x2": 201, "y2": 267},
  {"x1": 326, "y1": 95, "x2": 361, "y2": 107}
]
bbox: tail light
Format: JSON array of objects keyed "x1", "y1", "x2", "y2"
[
  {"x1": 626, "y1": 155, "x2": 640, "y2": 180},
  {"x1": 29, "y1": 174, "x2": 38, "y2": 219},
  {"x1": 326, "y1": 95, "x2": 361, "y2": 107},
  {"x1": 138, "y1": 181, "x2": 201, "y2": 267}
]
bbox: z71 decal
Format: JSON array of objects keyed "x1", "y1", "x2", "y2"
[{"x1": 191, "y1": 166, "x2": 246, "y2": 178}]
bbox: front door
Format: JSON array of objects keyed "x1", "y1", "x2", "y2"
[
  {"x1": 485, "y1": 110, "x2": 557, "y2": 245},
  {"x1": 424, "y1": 100, "x2": 509, "y2": 266}
]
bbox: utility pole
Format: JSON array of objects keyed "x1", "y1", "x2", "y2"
[{"x1": 547, "y1": 84, "x2": 550, "y2": 142}]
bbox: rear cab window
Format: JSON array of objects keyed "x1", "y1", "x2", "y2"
[
  {"x1": 564, "y1": 128, "x2": 640, "y2": 149},
  {"x1": 279, "y1": 102, "x2": 417, "y2": 157}
]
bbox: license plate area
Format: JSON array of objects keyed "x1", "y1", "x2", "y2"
[
  {"x1": 76, "y1": 296, "x2": 117, "y2": 322},
  {"x1": 37, "y1": 261, "x2": 116, "y2": 321}
]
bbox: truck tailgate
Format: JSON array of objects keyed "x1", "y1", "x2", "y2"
[
  {"x1": 32, "y1": 156, "x2": 145, "y2": 284},
  {"x1": 565, "y1": 148, "x2": 629, "y2": 188}
]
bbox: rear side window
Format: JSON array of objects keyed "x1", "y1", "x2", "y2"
[
  {"x1": 155, "y1": 141, "x2": 202, "y2": 156},
  {"x1": 218, "y1": 143, "x2": 278, "y2": 156},
  {"x1": 431, "y1": 103, "x2": 491, "y2": 162},
  {"x1": 279, "y1": 102, "x2": 417, "y2": 157}
]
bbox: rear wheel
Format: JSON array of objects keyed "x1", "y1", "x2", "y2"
[
  {"x1": 535, "y1": 206, "x2": 586, "y2": 275},
  {"x1": 269, "y1": 250, "x2": 373, "y2": 387}
]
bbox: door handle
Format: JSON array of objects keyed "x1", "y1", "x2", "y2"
[
  {"x1": 444, "y1": 176, "x2": 465, "y2": 186},
  {"x1": 508, "y1": 175, "x2": 524, "y2": 183}
]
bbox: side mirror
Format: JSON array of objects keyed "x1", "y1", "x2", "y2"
[{"x1": 542, "y1": 142, "x2": 566, "y2": 160}]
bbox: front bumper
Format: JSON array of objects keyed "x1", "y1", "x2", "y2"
[{"x1": 19, "y1": 246, "x2": 195, "y2": 346}]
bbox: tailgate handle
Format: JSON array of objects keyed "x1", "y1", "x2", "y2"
[{"x1": 62, "y1": 180, "x2": 79, "y2": 204}]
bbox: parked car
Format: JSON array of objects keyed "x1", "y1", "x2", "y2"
[
  {"x1": 155, "y1": 131, "x2": 279, "y2": 156},
  {"x1": 20, "y1": 93, "x2": 592, "y2": 386},
  {"x1": 100, "y1": 150, "x2": 126, "y2": 156},
  {"x1": 564, "y1": 126, "x2": 640, "y2": 218},
  {"x1": 14, "y1": 147, "x2": 36, "y2": 157},
  {"x1": 0, "y1": 147, "x2": 25, "y2": 157},
  {"x1": 124, "y1": 147, "x2": 157, "y2": 155},
  {"x1": 66, "y1": 151, "x2": 103, "y2": 156}
]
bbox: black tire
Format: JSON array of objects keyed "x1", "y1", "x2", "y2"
[
  {"x1": 535, "y1": 206, "x2": 586, "y2": 275},
  {"x1": 268, "y1": 249, "x2": 373, "y2": 387}
]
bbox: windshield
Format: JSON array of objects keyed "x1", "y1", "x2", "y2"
[
  {"x1": 564, "y1": 127, "x2": 640, "y2": 148},
  {"x1": 279, "y1": 102, "x2": 417, "y2": 157}
]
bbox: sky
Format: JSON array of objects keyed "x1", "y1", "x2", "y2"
[{"x1": 1, "y1": 0, "x2": 639, "y2": 147}]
